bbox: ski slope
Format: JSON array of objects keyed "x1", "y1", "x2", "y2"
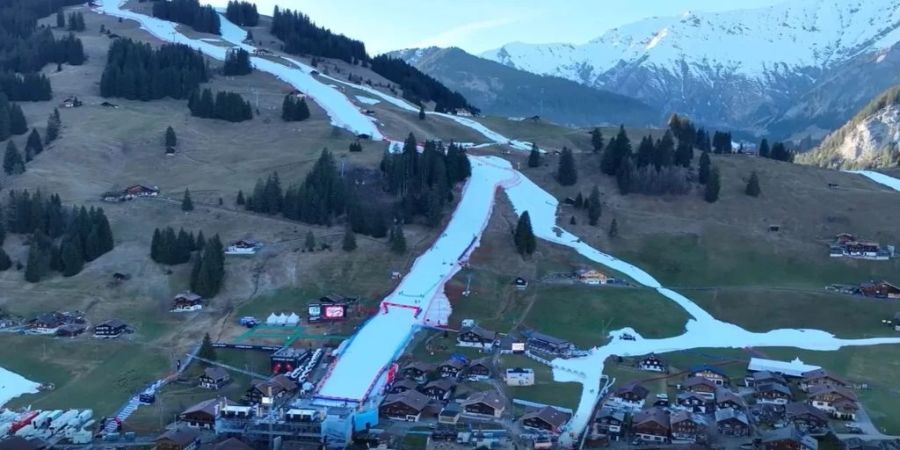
[
  {"x1": 0, "y1": 368, "x2": 40, "y2": 407},
  {"x1": 849, "y1": 170, "x2": 900, "y2": 192}
]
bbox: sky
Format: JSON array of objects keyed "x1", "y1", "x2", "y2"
[{"x1": 205, "y1": 0, "x2": 786, "y2": 54}]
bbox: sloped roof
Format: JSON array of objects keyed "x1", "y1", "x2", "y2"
[
  {"x1": 204, "y1": 367, "x2": 229, "y2": 380},
  {"x1": 807, "y1": 384, "x2": 857, "y2": 402},
  {"x1": 633, "y1": 408, "x2": 669, "y2": 428},
  {"x1": 521, "y1": 406, "x2": 571, "y2": 429},
  {"x1": 715, "y1": 407, "x2": 749, "y2": 425},
  {"x1": 614, "y1": 381, "x2": 649, "y2": 399},
  {"x1": 156, "y1": 428, "x2": 201, "y2": 446},
  {"x1": 462, "y1": 390, "x2": 505, "y2": 410},
  {"x1": 801, "y1": 369, "x2": 848, "y2": 386},
  {"x1": 382, "y1": 389, "x2": 429, "y2": 412},
  {"x1": 785, "y1": 402, "x2": 828, "y2": 422}
]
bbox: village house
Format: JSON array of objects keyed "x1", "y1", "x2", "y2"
[
  {"x1": 609, "y1": 381, "x2": 649, "y2": 410},
  {"x1": 437, "y1": 403, "x2": 461, "y2": 425},
  {"x1": 93, "y1": 319, "x2": 129, "y2": 338},
  {"x1": 514, "y1": 277, "x2": 528, "y2": 290},
  {"x1": 688, "y1": 365, "x2": 730, "y2": 386},
  {"x1": 505, "y1": 367, "x2": 535, "y2": 386},
  {"x1": 683, "y1": 376, "x2": 718, "y2": 400},
  {"x1": 637, "y1": 354, "x2": 668, "y2": 372},
  {"x1": 756, "y1": 383, "x2": 793, "y2": 405},
  {"x1": 575, "y1": 268, "x2": 608, "y2": 285},
  {"x1": 466, "y1": 357, "x2": 492, "y2": 381},
  {"x1": 806, "y1": 385, "x2": 859, "y2": 420},
  {"x1": 421, "y1": 378, "x2": 457, "y2": 401},
  {"x1": 55, "y1": 323, "x2": 86, "y2": 338},
  {"x1": 199, "y1": 367, "x2": 231, "y2": 390},
  {"x1": 761, "y1": 426, "x2": 818, "y2": 450},
  {"x1": 520, "y1": 406, "x2": 571, "y2": 434},
  {"x1": 29, "y1": 312, "x2": 66, "y2": 334},
  {"x1": 715, "y1": 408, "x2": 750, "y2": 437},
  {"x1": 201, "y1": 437, "x2": 254, "y2": 450},
  {"x1": 245, "y1": 375, "x2": 297, "y2": 405},
  {"x1": 461, "y1": 390, "x2": 505, "y2": 418},
  {"x1": 632, "y1": 408, "x2": 670, "y2": 443},
  {"x1": 379, "y1": 390, "x2": 430, "y2": 422},
  {"x1": 155, "y1": 428, "x2": 201, "y2": 450},
  {"x1": 498, "y1": 335, "x2": 526, "y2": 354},
  {"x1": 785, "y1": 402, "x2": 829, "y2": 432},
  {"x1": 172, "y1": 292, "x2": 203, "y2": 312},
  {"x1": 829, "y1": 234, "x2": 893, "y2": 260},
  {"x1": 670, "y1": 410, "x2": 705, "y2": 443},
  {"x1": 457, "y1": 325, "x2": 496, "y2": 349},
  {"x1": 860, "y1": 280, "x2": 900, "y2": 299},
  {"x1": 593, "y1": 407, "x2": 626, "y2": 440},
  {"x1": 180, "y1": 398, "x2": 231, "y2": 429},
  {"x1": 387, "y1": 378, "x2": 419, "y2": 394},
  {"x1": 800, "y1": 369, "x2": 848, "y2": 392},
  {"x1": 745, "y1": 370, "x2": 788, "y2": 388},
  {"x1": 716, "y1": 388, "x2": 747, "y2": 411},
  {"x1": 123, "y1": 185, "x2": 160, "y2": 200},
  {"x1": 438, "y1": 358, "x2": 467, "y2": 378},
  {"x1": 525, "y1": 330, "x2": 575, "y2": 356},
  {"x1": 400, "y1": 361, "x2": 434, "y2": 383},
  {"x1": 676, "y1": 391, "x2": 710, "y2": 413},
  {"x1": 225, "y1": 240, "x2": 263, "y2": 256}
]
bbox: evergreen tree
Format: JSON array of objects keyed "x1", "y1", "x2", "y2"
[
  {"x1": 745, "y1": 171, "x2": 761, "y2": 197},
  {"x1": 556, "y1": 147, "x2": 578, "y2": 186},
  {"x1": 56, "y1": 10, "x2": 65, "y2": 28},
  {"x1": 24, "y1": 233, "x2": 51, "y2": 283},
  {"x1": 236, "y1": 190, "x2": 245, "y2": 205},
  {"x1": 342, "y1": 225, "x2": 357, "y2": 252},
  {"x1": 223, "y1": 48, "x2": 253, "y2": 76},
  {"x1": 389, "y1": 224, "x2": 406, "y2": 254},
  {"x1": 0, "y1": 247, "x2": 10, "y2": 271},
  {"x1": 704, "y1": 166, "x2": 721, "y2": 203},
  {"x1": 527, "y1": 143, "x2": 541, "y2": 168},
  {"x1": 45, "y1": 109, "x2": 61, "y2": 144},
  {"x1": 601, "y1": 125, "x2": 632, "y2": 176},
  {"x1": 25, "y1": 129, "x2": 43, "y2": 158},
  {"x1": 191, "y1": 235, "x2": 225, "y2": 297},
  {"x1": 152, "y1": 0, "x2": 221, "y2": 34},
  {"x1": 616, "y1": 157, "x2": 634, "y2": 195},
  {"x1": 608, "y1": 218, "x2": 619, "y2": 239},
  {"x1": 226, "y1": 1, "x2": 260, "y2": 26},
  {"x1": 181, "y1": 188, "x2": 194, "y2": 211},
  {"x1": 513, "y1": 211, "x2": 536, "y2": 256},
  {"x1": 198, "y1": 333, "x2": 216, "y2": 362},
  {"x1": 653, "y1": 130, "x2": 675, "y2": 169},
  {"x1": 304, "y1": 231, "x2": 316, "y2": 251},
  {"x1": 574, "y1": 193, "x2": 584, "y2": 209},
  {"x1": 674, "y1": 140, "x2": 693, "y2": 168},
  {"x1": 590, "y1": 128, "x2": 604, "y2": 153},
  {"x1": 4, "y1": 141, "x2": 25, "y2": 175},
  {"x1": 0, "y1": 94, "x2": 9, "y2": 141},
  {"x1": 587, "y1": 186, "x2": 601, "y2": 226},
  {"x1": 9, "y1": 104, "x2": 27, "y2": 135},
  {"x1": 60, "y1": 236, "x2": 83, "y2": 277},
  {"x1": 418, "y1": 105, "x2": 425, "y2": 120},
  {"x1": 635, "y1": 136, "x2": 654, "y2": 168},
  {"x1": 698, "y1": 151, "x2": 711, "y2": 185},
  {"x1": 165, "y1": 126, "x2": 177, "y2": 148},
  {"x1": 349, "y1": 141, "x2": 362, "y2": 152},
  {"x1": 770, "y1": 142, "x2": 792, "y2": 162},
  {"x1": 758, "y1": 139, "x2": 770, "y2": 159},
  {"x1": 281, "y1": 95, "x2": 310, "y2": 121}
]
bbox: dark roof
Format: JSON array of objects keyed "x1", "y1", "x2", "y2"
[
  {"x1": 614, "y1": 381, "x2": 649, "y2": 399},
  {"x1": 595, "y1": 407, "x2": 625, "y2": 422},
  {"x1": 715, "y1": 388, "x2": 746, "y2": 406},
  {"x1": 526, "y1": 330, "x2": 570, "y2": 346},
  {"x1": 424, "y1": 378, "x2": 458, "y2": 392},
  {"x1": 182, "y1": 398, "x2": 229, "y2": 417},
  {"x1": 462, "y1": 390, "x2": 505, "y2": 410},
  {"x1": 390, "y1": 378, "x2": 419, "y2": 391},
  {"x1": 751, "y1": 370, "x2": 786, "y2": 384},
  {"x1": 521, "y1": 406, "x2": 570, "y2": 429},
  {"x1": 402, "y1": 361, "x2": 436, "y2": 373},
  {"x1": 382, "y1": 389, "x2": 429, "y2": 412},
  {"x1": 204, "y1": 438, "x2": 254, "y2": 450},
  {"x1": 440, "y1": 358, "x2": 466, "y2": 370},
  {"x1": 670, "y1": 410, "x2": 700, "y2": 425},
  {"x1": 156, "y1": 428, "x2": 201, "y2": 447},
  {"x1": 807, "y1": 384, "x2": 857, "y2": 401},
  {"x1": 97, "y1": 318, "x2": 127, "y2": 328},
  {"x1": 757, "y1": 383, "x2": 792, "y2": 397},
  {"x1": 715, "y1": 408, "x2": 749, "y2": 425},
  {"x1": 761, "y1": 426, "x2": 818, "y2": 450},
  {"x1": 204, "y1": 367, "x2": 229, "y2": 380},
  {"x1": 684, "y1": 376, "x2": 717, "y2": 390},
  {"x1": 801, "y1": 369, "x2": 848, "y2": 386},
  {"x1": 633, "y1": 408, "x2": 669, "y2": 428},
  {"x1": 469, "y1": 356, "x2": 492, "y2": 369},
  {"x1": 689, "y1": 364, "x2": 728, "y2": 378},
  {"x1": 785, "y1": 402, "x2": 828, "y2": 422},
  {"x1": 461, "y1": 325, "x2": 496, "y2": 340}
]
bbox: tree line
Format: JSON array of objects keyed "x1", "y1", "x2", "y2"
[
  {"x1": 370, "y1": 56, "x2": 477, "y2": 114},
  {"x1": 1, "y1": 190, "x2": 114, "y2": 281},
  {"x1": 152, "y1": 0, "x2": 220, "y2": 35},
  {"x1": 4, "y1": 109, "x2": 59, "y2": 176},
  {"x1": 0, "y1": 0, "x2": 85, "y2": 79},
  {"x1": 0, "y1": 72, "x2": 52, "y2": 102},
  {"x1": 225, "y1": 1, "x2": 259, "y2": 26},
  {"x1": 0, "y1": 93, "x2": 27, "y2": 142},
  {"x1": 281, "y1": 95, "x2": 310, "y2": 121},
  {"x1": 100, "y1": 39, "x2": 210, "y2": 101},
  {"x1": 271, "y1": 6, "x2": 369, "y2": 64},
  {"x1": 151, "y1": 226, "x2": 205, "y2": 265},
  {"x1": 63, "y1": 11, "x2": 85, "y2": 32},
  {"x1": 188, "y1": 88, "x2": 253, "y2": 122},
  {"x1": 223, "y1": 48, "x2": 253, "y2": 76}
]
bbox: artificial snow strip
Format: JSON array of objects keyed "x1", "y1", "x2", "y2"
[
  {"x1": 0, "y1": 367, "x2": 40, "y2": 407},
  {"x1": 848, "y1": 170, "x2": 900, "y2": 192}
]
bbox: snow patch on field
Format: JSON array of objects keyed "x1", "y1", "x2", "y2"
[
  {"x1": 0, "y1": 368, "x2": 40, "y2": 407},
  {"x1": 849, "y1": 170, "x2": 900, "y2": 192},
  {"x1": 354, "y1": 95, "x2": 380, "y2": 105}
]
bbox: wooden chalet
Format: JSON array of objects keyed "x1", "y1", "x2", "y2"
[
  {"x1": 201, "y1": 438, "x2": 254, "y2": 450},
  {"x1": 400, "y1": 361, "x2": 435, "y2": 382},
  {"x1": 756, "y1": 383, "x2": 793, "y2": 405},
  {"x1": 683, "y1": 376, "x2": 718, "y2": 399},
  {"x1": 465, "y1": 357, "x2": 491, "y2": 381},
  {"x1": 199, "y1": 367, "x2": 230, "y2": 390},
  {"x1": 461, "y1": 390, "x2": 505, "y2": 418},
  {"x1": 525, "y1": 331, "x2": 574, "y2": 355},
  {"x1": 610, "y1": 381, "x2": 649, "y2": 409},
  {"x1": 632, "y1": 408, "x2": 670, "y2": 443},
  {"x1": 245, "y1": 375, "x2": 297, "y2": 405},
  {"x1": 593, "y1": 407, "x2": 626, "y2": 440},
  {"x1": 715, "y1": 388, "x2": 746, "y2": 411},
  {"x1": 387, "y1": 378, "x2": 419, "y2": 394},
  {"x1": 670, "y1": 410, "x2": 705, "y2": 443},
  {"x1": 421, "y1": 378, "x2": 457, "y2": 401},
  {"x1": 520, "y1": 406, "x2": 571, "y2": 434},
  {"x1": 180, "y1": 398, "x2": 231, "y2": 429},
  {"x1": 745, "y1": 370, "x2": 787, "y2": 388},
  {"x1": 514, "y1": 277, "x2": 528, "y2": 290},
  {"x1": 123, "y1": 185, "x2": 159, "y2": 199},
  {"x1": 30, "y1": 312, "x2": 69, "y2": 333},
  {"x1": 860, "y1": 280, "x2": 900, "y2": 299},
  {"x1": 800, "y1": 369, "x2": 848, "y2": 392},
  {"x1": 762, "y1": 426, "x2": 818, "y2": 450},
  {"x1": 505, "y1": 367, "x2": 534, "y2": 386},
  {"x1": 379, "y1": 390, "x2": 430, "y2": 422},
  {"x1": 676, "y1": 391, "x2": 709, "y2": 413},
  {"x1": 437, "y1": 403, "x2": 461, "y2": 425},
  {"x1": 785, "y1": 402, "x2": 828, "y2": 431},
  {"x1": 172, "y1": 292, "x2": 203, "y2": 312},
  {"x1": 575, "y1": 268, "x2": 608, "y2": 285},
  {"x1": 807, "y1": 385, "x2": 859, "y2": 420},
  {"x1": 155, "y1": 428, "x2": 201, "y2": 450},
  {"x1": 438, "y1": 358, "x2": 466, "y2": 378},
  {"x1": 93, "y1": 319, "x2": 128, "y2": 338},
  {"x1": 687, "y1": 364, "x2": 729, "y2": 385},
  {"x1": 456, "y1": 325, "x2": 496, "y2": 349},
  {"x1": 715, "y1": 408, "x2": 750, "y2": 437},
  {"x1": 637, "y1": 353, "x2": 668, "y2": 372}
]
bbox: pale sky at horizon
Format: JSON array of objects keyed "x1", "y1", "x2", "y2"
[{"x1": 205, "y1": 0, "x2": 786, "y2": 54}]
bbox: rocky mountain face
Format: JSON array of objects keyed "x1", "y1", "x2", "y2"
[
  {"x1": 479, "y1": 0, "x2": 900, "y2": 139},
  {"x1": 389, "y1": 47, "x2": 660, "y2": 127},
  {"x1": 799, "y1": 87, "x2": 900, "y2": 168}
]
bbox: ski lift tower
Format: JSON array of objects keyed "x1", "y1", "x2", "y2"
[{"x1": 462, "y1": 273, "x2": 472, "y2": 297}]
